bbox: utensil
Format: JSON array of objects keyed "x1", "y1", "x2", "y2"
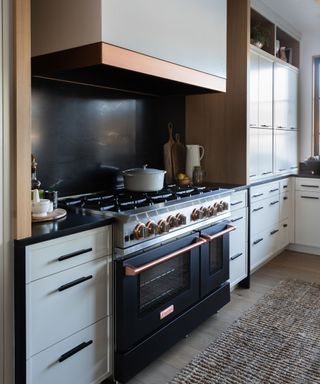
[
  {"x1": 163, "y1": 122, "x2": 175, "y2": 184},
  {"x1": 185, "y1": 145, "x2": 205, "y2": 179},
  {"x1": 123, "y1": 165, "x2": 166, "y2": 192},
  {"x1": 171, "y1": 133, "x2": 186, "y2": 179}
]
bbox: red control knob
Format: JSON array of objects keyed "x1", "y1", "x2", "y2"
[
  {"x1": 157, "y1": 219, "x2": 170, "y2": 234},
  {"x1": 133, "y1": 223, "x2": 148, "y2": 240}
]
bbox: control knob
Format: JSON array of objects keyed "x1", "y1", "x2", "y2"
[
  {"x1": 208, "y1": 205, "x2": 218, "y2": 216},
  {"x1": 191, "y1": 208, "x2": 204, "y2": 221},
  {"x1": 217, "y1": 201, "x2": 225, "y2": 212},
  {"x1": 223, "y1": 201, "x2": 229, "y2": 210},
  {"x1": 146, "y1": 221, "x2": 158, "y2": 236},
  {"x1": 157, "y1": 219, "x2": 170, "y2": 234},
  {"x1": 133, "y1": 223, "x2": 149, "y2": 240},
  {"x1": 176, "y1": 213, "x2": 187, "y2": 225},
  {"x1": 167, "y1": 215, "x2": 179, "y2": 228}
]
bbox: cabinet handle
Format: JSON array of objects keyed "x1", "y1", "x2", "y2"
[
  {"x1": 58, "y1": 340, "x2": 93, "y2": 363},
  {"x1": 283, "y1": 224, "x2": 288, "y2": 228},
  {"x1": 231, "y1": 216, "x2": 244, "y2": 223},
  {"x1": 250, "y1": 174, "x2": 257, "y2": 178},
  {"x1": 252, "y1": 193, "x2": 264, "y2": 198},
  {"x1": 290, "y1": 127, "x2": 296, "y2": 130},
  {"x1": 249, "y1": 124, "x2": 257, "y2": 127},
  {"x1": 253, "y1": 238, "x2": 263, "y2": 245},
  {"x1": 270, "y1": 229, "x2": 279, "y2": 235},
  {"x1": 300, "y1": 184, "x2": 319, "y2": 188},
  {"x1": 277, "y1": 125, "x2": 286, "y2": 129},
  {"x1": 231, "y1": 252, "x2": 243, "y2": 261},
  {"x1": 269, "y1": 188, "x2": 279, "y2": 193},
  {"x1": 283, "y1": 185, "x2": 288, "y2": 189},
  {"x1": 252, "y1": 206, "x2": 263, "y2": 212},
  {"x1": 58, "y1": 275, "x2": 93, "y2": 292},
  {"x1": 300, "y1": 196, "x2": 319, "y2": 200},
  {"x1": 57, "y1": 248, "x2": 93, "y2": 262},
  {"x1": 270, "y1": 200, "x2": 279, "y2": 205},
  {"x1": 278, "y1": 168, "x2": 286, "y2": 172},
  {"x1": 231, "y1": 201, "x2": 243, "y2": 206},
  {"x1": 260, "y1": 124, "x2": 272, "y2": 128},
  {"x1": 283, "y1": 196, "x2": 288, "y2": 200},
  {"x1": 262, "y1": 172, "x2": 272, "y2": 175},
  {"x1": 290, "y1": 166, "x2": 297, "y2": 169}
]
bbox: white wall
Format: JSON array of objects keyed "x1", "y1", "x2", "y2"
[{"x1": 299, "y1": 34, "x2": 320, "y2": 159}]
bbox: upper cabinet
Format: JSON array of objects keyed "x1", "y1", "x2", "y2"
[{"x1": 31, "y1": 0, "x2": 227, "y2": 95}]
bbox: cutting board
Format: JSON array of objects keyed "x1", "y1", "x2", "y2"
[
  {"x1": 163, "y1": 122, "x2": 175, "y2": 184},
  {"x1": 171, "y1": 133, "x2": 186, "y2": 179}
]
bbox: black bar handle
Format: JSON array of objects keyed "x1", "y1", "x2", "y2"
[
  {"x1": 290, "y1": 166, "x2": 297, "y2": 169},
  {"x1": 262, "y1": 171, "x2": 272, "y2": 175},
  {"x1": 231, "y1": 201, "x2": 243, "y2": 207},
  {"x1": 231, "y1": 252, "x2": 243, "y2": 261},
  {"x1": 58, "y1": 340, "x2": 93, "y2": 363},
  {"x1": 301, "y1": 196, "x2": 319, "y2": 200},
  {"x1": 253, "y1": 238, "x2": 263, "y2": 245},
  {"x1": 252, "y1": 206, "x2": 263, "y2": 212},
  {"x1": 252, "y1": 193, "x2": 264, "y2": 198},
  {"x1": 283, "y1": 185, "x2": 288, "y2": 189},
  {"x1": 283, "y1": 196, "x2": 288, "y2": 200},
  {"x1": 231, "y1": 216, "x2": 244, "y2": 223},
  {"x1": 250, "y1": 174, "x2": 257, "y2": 178},
  {"x1": 270, "y1": 229, "x2": 279, "y2": 235},
  {"x1": 283, "y1": 224, "x2": 288, "y2": 228},
  {"x1": 58, "y1": 275, "x2": 93, "y2": 292},
  {"x1": 270, "y1": 200, "x2": 279, "y2": 205},
  {"x1": 58, "y1": 248, "x2": 93, "y2": 262},
  {"x1": 301, "y1": 184, "x2": 319, "y2": 188},
  {"x1": 269, "y1": 188, "x2": 279, "y2": 193},
  {"x1": 278, "y1": 168, "x2": 286, "y2": 172}
]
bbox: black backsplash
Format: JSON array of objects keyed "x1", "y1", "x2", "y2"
[{"x1": 32, "y1": 78, "x2": 185, "y2": 196}]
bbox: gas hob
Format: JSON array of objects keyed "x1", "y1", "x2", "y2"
[{"x1": 59, "y1": 184, "x2": 233, "y2": 256}]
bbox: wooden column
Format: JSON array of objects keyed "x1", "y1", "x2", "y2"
[{"x1": 15, "y1": 0, "x2": 31, "y2": 239}]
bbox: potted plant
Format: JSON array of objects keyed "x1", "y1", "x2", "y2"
[{"x1": 251, "y1": 22, "x2": 269, "y2": 49}]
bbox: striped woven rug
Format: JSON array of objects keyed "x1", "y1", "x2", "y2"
[{"x1": 169, "y1": 279, "x2": 320, "y2": 384}]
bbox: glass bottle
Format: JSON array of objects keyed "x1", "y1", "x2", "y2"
[{"x1": 31, "y1": 154, "x2": 41, "y2": 190}]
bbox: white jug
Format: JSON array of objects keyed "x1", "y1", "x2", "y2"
[{"x1": 185, "y1": 145, "x2": 205, "y2": 179}]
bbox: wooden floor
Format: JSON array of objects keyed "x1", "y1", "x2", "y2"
[{"x1": 126, "y1": 250, "x2": 320, "y2": 384}]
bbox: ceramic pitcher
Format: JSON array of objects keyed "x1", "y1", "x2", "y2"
[{"x1": 185, "y1": 145, "x2": 205, "y2": 179}]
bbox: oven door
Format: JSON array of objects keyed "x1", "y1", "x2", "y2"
[
  {"x1": 115, "y1": 233, "x2": 205, "y2": 352},
  {"x1": 200, "y1": 221, "x2": 235, "y2": 298}
]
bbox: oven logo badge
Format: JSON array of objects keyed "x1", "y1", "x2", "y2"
[{"x1": 160, "y1": 304, "x2": 174, "y2": 320}]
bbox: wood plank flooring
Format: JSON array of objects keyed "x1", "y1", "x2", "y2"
[{"x1": 126, "y1": 250, "x2": 320, "y2": 384}]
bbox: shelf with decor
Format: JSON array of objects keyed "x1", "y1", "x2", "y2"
[{"x1": 250, "y1": 8, "x2": 299, "y2": 69}]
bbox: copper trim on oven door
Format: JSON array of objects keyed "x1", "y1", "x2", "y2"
[
  {"x1": 200, "y1": 224, "x2": 236, "y2": 242},
  {"x1": 125, "y1": 237, "x2": 207, "y2": 276}
]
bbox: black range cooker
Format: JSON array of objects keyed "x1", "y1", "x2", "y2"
[{"x1": 60, "y1": 184, "x2": 234, "y2": 383}]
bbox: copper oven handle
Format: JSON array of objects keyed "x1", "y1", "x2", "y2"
[
  {"x1": 200, "y1": 225, "x2": 236, "y2": 242},
  {"x1": 125, "y1": 237, "x2": 207, "y2": 277}
]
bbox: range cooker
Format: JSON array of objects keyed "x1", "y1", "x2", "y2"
[{"x1": 60, "y1": 184, "x2": 235, "y2": 383}]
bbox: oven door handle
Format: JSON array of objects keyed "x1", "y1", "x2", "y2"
[
  {"x1": 125, "y1": 237, "x2": 207, "y2": 277},
  {"x1": 200, "y1": 224, "x2": 236, "y2": 242}
]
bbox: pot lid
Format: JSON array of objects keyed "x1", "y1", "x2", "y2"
[{"x1": 123, "y1": 164, "x2": 166, "y2": 176}]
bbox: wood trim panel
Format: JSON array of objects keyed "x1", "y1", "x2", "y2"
[
  {"x1": 32, "y1": 42, "x2": 226, "y2": 92},
  {"x1": 186, "y1": 0, "x2": 249, "y2": 185},
  {"x1": 15, "y1": 0, "x2": 31, "y2": 239}
]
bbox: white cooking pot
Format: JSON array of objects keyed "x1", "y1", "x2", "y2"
[{"x1": 123, "y1": 165, "x2": 166, "y2": 192}]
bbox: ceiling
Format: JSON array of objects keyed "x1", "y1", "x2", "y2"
[{"x1": 260, "y1": 0, "x2": 320, "y2": 34}]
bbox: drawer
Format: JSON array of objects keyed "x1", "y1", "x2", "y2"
[
  {"x1": 280, "y1": 191, "x2": 291, "y2": 222},
  {"x1": 250, "y1": 181, "x2": 280, "y2": 202},
  {"x1": 229, "y1": 208, "x2": 247, "y2": 256},
  {"x1": 26, "y1": 257, "x2": 110, "y2": 358},
  {"x1": 250, "y1": 196, "x2": 280, "y2": 235},
  {"x1": 230, "y1": 248, "x2": 247, "y2": 287},
  {"x1": 230, "y1": 190, "x2": 247, "y2": 211},
  {"x1": 295, "y1": 177, "x2": 320, "y2": 192},
  {"x1": 280, "y1": 178, "x2": 292, "y2": 192},
  {"x1": 27, "y1": 317, "x2": 110, "y2": 384},
  {"x1": 278, "y1": 220, "x2": 289, "y2": 250},
  {"x1": 26, "y1": 226, "x2": 112, "y2": 282}
]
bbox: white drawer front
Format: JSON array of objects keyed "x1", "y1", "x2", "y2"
[
  {"x1": 278, "y1": 220, "x2": 289, "y2": 250},
  {"x1": 28, "y1": 317, "x2": 110, "y2": 384},
  {"x1": 230, "y1": 190, "x2": 247, "y2": 211},
  {"x1": 27, "y1": 257, "x2": 110, "y2": 358},
  {"x1": 280, "y1": 191, "x2": 290, "y2": 221},
  {"x1": 26, "y1": 226, "x2": 112, "y2": 282},
  {"x1": 251, "y1": 225, "x2": 280, "y2": 271},
  {"x1": 280, "y1": 178, "x2": 292, "y2": 192},
  {"x1": 229, "y1": 208, "x2": 247, "y2": 256},
  {"x1": 296, "y1": 177, "x2": 320, "y2": 192},
  {"x1": 250, "y1": 181, "x2": 280, "y2": 202},
  {"x1": 230, "y1": 249, "x2": 247, "y2": 287},
  {"x1": 250, "y1": 196, "x2": 280, "y2": 235}
]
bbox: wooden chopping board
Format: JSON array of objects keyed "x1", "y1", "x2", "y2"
[
  {"x1": 163, "y1": 122, "x2": 175, "y2": 184},
  {"x1": 171, "y1": 133, "x2": 186, "y2": 179}
]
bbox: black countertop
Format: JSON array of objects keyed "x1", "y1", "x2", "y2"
[{"x1": 15, "y1": 211, "x2": 114, "y2": 247}]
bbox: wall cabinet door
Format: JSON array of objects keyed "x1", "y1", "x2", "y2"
[
  {"x1": 275, "y1": 129, "x2": 298, "y2": 174},
  {"x1": 258, "y1": 56, "x2": 273, "y2": 128},
  {"x1": 249, "y1": 128, "x2": 259, "y2": 179},
  {"x1": 249, "y1": 128, "x2": 273, "y2": 180},
  {"x1": 249, "y1": 52, "x2": 259, "y2": 127}
]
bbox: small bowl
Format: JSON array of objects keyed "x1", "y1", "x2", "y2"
[{"x1": 31, "y1": 199, "x2": 50, "y2": 217}]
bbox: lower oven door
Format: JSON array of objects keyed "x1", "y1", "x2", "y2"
[
  {"x1": 200, "y1": 221, "x2": 235, "y2": 298},
  {"x1": 115, "y1": 233, "x2": 204, "y2": 352}
]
